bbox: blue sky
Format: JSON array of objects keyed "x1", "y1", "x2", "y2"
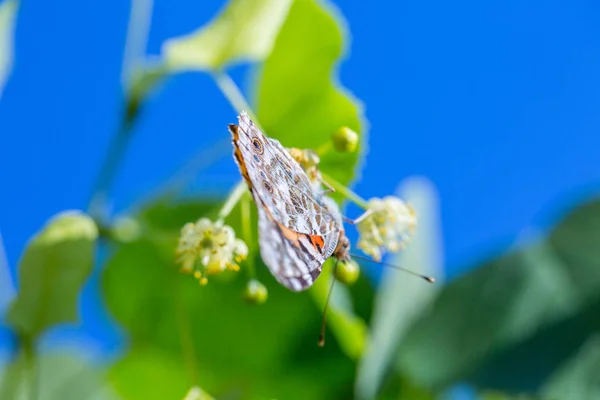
[{"x1": 2, "y1": 0, "x2": 600, "y2": 350}]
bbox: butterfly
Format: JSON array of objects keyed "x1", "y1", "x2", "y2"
[{"x1": 229, "y1": 111, "x2": 351, "y2": 291}]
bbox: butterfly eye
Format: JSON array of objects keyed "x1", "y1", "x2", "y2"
[{"x1": 251, "y1": 137, "x2": 264, "y2": 154}]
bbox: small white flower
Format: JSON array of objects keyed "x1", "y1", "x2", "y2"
[
  {"x1": 357, "y1": 196, "x2": 417, "y2": 261},
  {"x1": 175, "y1": 218, "x2": 248, "y2": 284}
]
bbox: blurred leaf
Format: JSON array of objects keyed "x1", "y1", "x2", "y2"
[
  {"x1": 542, "y1": 334, "x2": 600, "y2": 400},
  {"x1": 479, "y1": 392, "x2": 539, "y2": 400},
  {"x1": 162, "y1": 0, "x2": 292, "y2": 71},
  {"x1": 103, "y1": 200, "x2": 360, "y2": 400},
  {"x1": 0, "y1": 350, "x2": 120, "y2": 400},
  {"x1": 355, "y1": 177, "x2": 444, "y2": 400},
  {"x1": 182, "y1": 386, "x2": 215, "y2": 400},
  {"x1": 109, "y1": 347, "x2": 190, "y2": 400},
  {"x1": 396, "y1": 376, "x2": 437, "y2": 400},
  {"x1": 256, "y1": 0, "x2": 366, "y2": 187},
  {"x1": 0, "y1": 348, "x2": 26, "y2": 400},
  {"x1": 6, "y1": 211, "x2": 97, "y2": 340},
  {"x1": 396, "y1": 199, "x2": 600, "y2": 392},
  {"x1": 0, "y1": 0, "x2": 18, "y2": 99}
]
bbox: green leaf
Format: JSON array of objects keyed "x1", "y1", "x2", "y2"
[
  {"x1": 396, "y1": 199, "x2": 600, "y2": 391},
  {"x1": 162, "y1": 0, "x2": 292, "y2": 71},
  {"x1": 256, "y1": 0, "x2": 366, "y2": 187},
  {"x1": 6, "y1": 211, "x2": 97, "y2": 340},
  {"x1": 355, "y1": 177, "x2": 444, "y2": 400},
  {"x1": 0, "y1": 0, "x2": 18, "y2": 99},
  {"x1": 479, "y1": 392, "x2": 540, "y2": 400},
  {"x1": 542, "y1": 334, "x2": 600, "y2": 400},
  {"x1": 109, "y1": 347, "x2": 191, "y2": 400},
  {"x1": 0, "y1": 349, "x2": 120, "y2": 400},
  {"x1": 103, "y1": 200, "x2": 361, "y2": 400},
  {"x1": 182, "y1": 386, "x2": 215, "y2": 400}
]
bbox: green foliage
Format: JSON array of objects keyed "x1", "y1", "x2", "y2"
[
  {"x1": 102, "y1": 201, "x2": 358, "y2": 399},
  {"x1": 6, "y1": 211, "x2": 97, "y2": 340},
  {"x1": 109, "y1": 347, "x2": 192, "y2": 400},
  {"x1": 397, "y1": 199, "x2": 600, "y2": 395},
  {"x1": 542, "y1": 334, "x2": 600, "y2": 400},
  {"x1": 0, "y1": 0, "x2": 18, "y2": 99},
  {"x1": 356, "y1": 178, "x2": 444, "y2": 400},
  {"x1": 0, "y1": 350, "x2": 119, "y2": 400},
  {"x1": 480, "y1": 392, "x2": 540, "y2": 400},
  {"x1": 256, "y1": 0, "x2": 365, "y2": 187},
  {"x1": 162, "y1": 0, "x2": 292, "y2": 71},
  {"x1": 182, "y1": 386, "x2": 215, "y2": 400}
]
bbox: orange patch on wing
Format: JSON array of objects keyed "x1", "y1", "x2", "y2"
[{"x1": 309, "y1": 235, "x2": 325, "y2": 252}]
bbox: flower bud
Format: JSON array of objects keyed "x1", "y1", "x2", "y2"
[
  {"x1": 334, "y1": 260, "x2": 360, "y2": 285},
  {"x1": 243, "y1": 279, "x2": 268, "y2": 304},
  {"x1": 111, "y1": 216, "x2": 142, "y2": 243},
  {"x1": 331, "y1": 126, "x2": 359, "y2": 153}
]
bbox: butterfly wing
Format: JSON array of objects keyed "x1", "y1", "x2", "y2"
[
  {"x1": 255, "y1": 197, "x2": 337, "y2": 291},
  {"x1": 230, "y1": 112, "x2": 341, "y2": 289},
  {"x1": 232, "y1": 112, "x2": 338, "y2": 235}
]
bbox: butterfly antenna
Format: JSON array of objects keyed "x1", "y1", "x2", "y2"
[
  {"x1": 318, "y1": 260, "x2": 339, "y2": 347},
  {"x1": 350, "y1": 253, "x2": 435, "y2": 283}
]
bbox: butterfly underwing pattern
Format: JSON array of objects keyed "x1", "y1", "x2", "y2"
[{"x1": 229, "y1": 111, "x2": 351, "y2": 291}]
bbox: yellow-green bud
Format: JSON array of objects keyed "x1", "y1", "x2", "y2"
[
  {"x1": 244, "y1": 279, "x2": 268, "y2": 304},
  {"x1": 111, "y1": 216, "x2": 142, "y2": 243},
  {"x1": 334, "y1": 260, "x2": 360, "y2": 285},
  {"x1": 331, "y1": 126, "x2": 359, "y2": 153}
]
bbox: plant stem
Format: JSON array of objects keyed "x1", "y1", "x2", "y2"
[
  {"x1": 0, "y1": 230, "x2": 15, "y2": 309},
  {"x1": 121, "y1": 0, "x2": 154, "y2": 89},
  {"x1": 22, "y1": 338, "x2": 38, "y2": 400},
  {"x1": 88, "y1": 121, "x2": 135, "y2": 222},
  {"x1": 176, "y1": 281, "x2": 199, "y2": 385},
  {"x1": 315, "y1": 140, "x2": 333, "y2": 157},
  {"x1": 320, "y1": 172, "x2": 369, "y2": 210},
  {"x1": 88, "y1": 0, "x2": 154, "y2": 222},
  {"x1": 0, "y1": 342, "x2": 25, "y2": 400},
  {"x1": 211, "y1": 71, "x2": 264, "y2": 130},
  {"x1": 241, "y1": 193, "x2": 256, "y2": 279},
  {"x1": 217, "y1": 181, "x2": 247, "y2": 221}
]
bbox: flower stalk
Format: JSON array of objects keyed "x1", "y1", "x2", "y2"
[
  {"x1": 217, "y1": 181, "x2": 247, "y2": 221},
  {"x1": 211, "y1": 71, "x2": 263, "y2": 130},
  {"x1": 241, "y1": 193, "x2": 256, "y2": 279},
  {"x1": 320, "y1": 172, "x2": 369, "y2": 210}
]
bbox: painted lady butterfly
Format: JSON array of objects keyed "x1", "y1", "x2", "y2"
[{"x1": 229, "y1": 112, "x2": 351, "y2": 291}]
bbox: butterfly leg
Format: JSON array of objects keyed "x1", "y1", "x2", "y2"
[
  {"x1": 319, "y1": 178, "x2": 336, "y2": 195},
  {"x1": 343, "y1": 209, "x2": 373, "y2": 225}
]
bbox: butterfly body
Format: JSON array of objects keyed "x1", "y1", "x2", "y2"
[{"x1": 229, "y1": 112, "x2": 350, "y2": 291}]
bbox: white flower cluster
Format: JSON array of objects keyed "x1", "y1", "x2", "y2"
[
  {"x1": 176, "y1": 218, "x2": 248, "y2": 284},
  {"x1": 357, "y1": 196, "x2": 417, "y2": 261}
]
